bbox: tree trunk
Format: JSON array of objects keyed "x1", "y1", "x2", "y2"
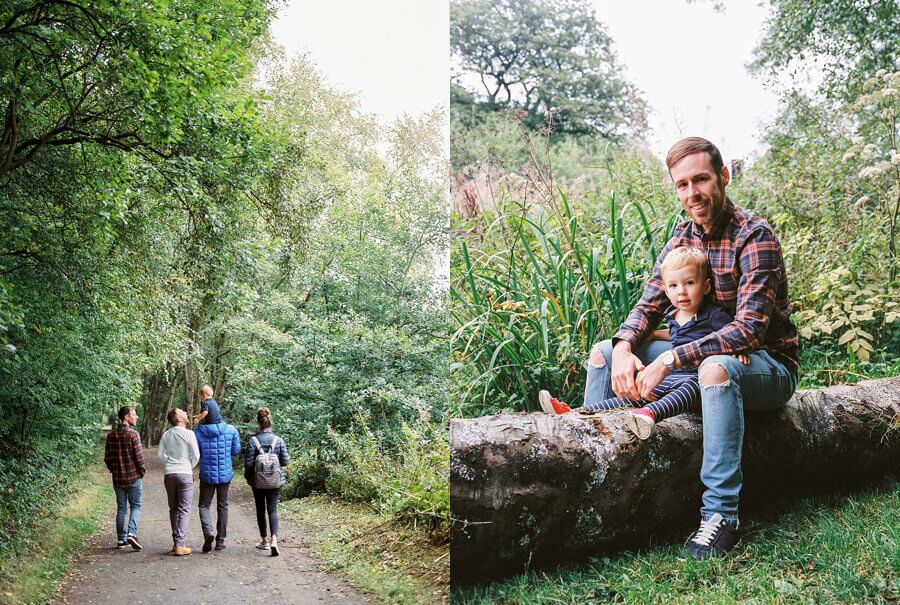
[
  {"x1": 450, "y1": 377, "x2": 900, "y2": 583},
  {"x1": 140, "y1": 363, "x2": 181, "y2": 446}
]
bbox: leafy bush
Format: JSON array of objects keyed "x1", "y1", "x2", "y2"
[
  {"x1": 792, "y1": 268, "x2": 899, "y2": 362},
  {"x1": 326, "y1": 415, "x2": 449, "y2": 541}
]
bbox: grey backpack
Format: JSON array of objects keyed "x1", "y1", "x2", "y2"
[{"x1": 250, "y1": 436, "x2": 282, "y2": 489}]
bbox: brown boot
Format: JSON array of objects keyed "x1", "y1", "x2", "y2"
[{"x1": 172, "y1": 546, "x2": 192, "y2": 556}]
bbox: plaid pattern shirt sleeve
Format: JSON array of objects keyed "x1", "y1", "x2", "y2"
[{"x1": 133, "y1": 431, "x2": 145, "y2": 478}]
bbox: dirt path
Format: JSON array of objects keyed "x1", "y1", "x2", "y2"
[{"x1": 54, "y1": 448, "x2": 371, "y2": 605}]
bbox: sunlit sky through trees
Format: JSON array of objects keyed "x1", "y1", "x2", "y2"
[
  {"x1": 596, "y1": 1, "x2": 787, "y2": 164},
  {"x1": 270, "y1": 0, "x2": 449, "y2": 124},
  {"x1": 273, "y1": 1, "x2": 806, "y2": 165}
]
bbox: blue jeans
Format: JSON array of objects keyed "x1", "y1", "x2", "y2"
[
  {"x1": 585, "y1": 339, "x2": 797, "y2": 524},
  {"x1": 114, "y1": 478, "x2": 142, "y2": 541}
]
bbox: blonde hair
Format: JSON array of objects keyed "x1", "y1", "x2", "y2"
[
  {"x1": 200, "y1": 385, "x2": 214, "y2": 398},
  {"x1": 257, "y1": 407, "x2": 272, "y2": 429},
  {"x1": 660, "y1": 247, "x2": 709, "y2": 280}
]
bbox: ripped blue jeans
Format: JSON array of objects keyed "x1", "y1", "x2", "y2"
[{"x1": 585, "y1": 339, "x2": 797, "y2": 524}]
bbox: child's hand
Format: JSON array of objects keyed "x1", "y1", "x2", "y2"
[{"x1": 731, "y1": 353, "x2": 750, "y2": 365}]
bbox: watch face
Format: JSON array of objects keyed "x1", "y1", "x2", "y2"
[{"x1": 663, "y1": 352, "x2": 674, "y2": 365}]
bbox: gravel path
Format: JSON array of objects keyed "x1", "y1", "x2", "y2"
[{"x1": 54, "y1": 448, "x2": 371, "y2": 605}]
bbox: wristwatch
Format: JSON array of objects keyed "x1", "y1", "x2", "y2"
[{"x1": 661, "y1": 350, "x2": 676, "y2": 370}]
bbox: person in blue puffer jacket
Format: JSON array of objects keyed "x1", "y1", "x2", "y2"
[{"x1": 194, "y1": 416, "x2": 241, "y2": 552}]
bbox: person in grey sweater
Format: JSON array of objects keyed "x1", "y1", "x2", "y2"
[{"x1": 158, "y1": 408, "x2": 200, "y2": 556}]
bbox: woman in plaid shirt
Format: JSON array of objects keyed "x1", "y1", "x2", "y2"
[{"x1": 586, "y1": 138, "x2": 798, "y2": 561}]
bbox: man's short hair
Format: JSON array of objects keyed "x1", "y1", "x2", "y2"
[
  {"x1": 661, "y1": 246, "x2": 710, "y2": 280},
  {"x1": 665, "y1": 137, "x2": 724, "y2": 178},
  {"x1": 166, "y1": 408, "x2": 181, "y2": 426},
  {"x1": 117, "y1": 406, "x2": 134, "y2": 421}
]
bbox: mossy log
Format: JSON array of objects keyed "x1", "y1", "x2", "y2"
[{"x1": 450, "y1": 377, "x2": 900, "y2": 583}]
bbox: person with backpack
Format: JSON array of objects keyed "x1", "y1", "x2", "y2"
[{"x1": 244, "y1": 407, "x2": 290, "y2": 556}]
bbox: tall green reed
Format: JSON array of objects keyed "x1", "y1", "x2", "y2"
[{"x1": 451, "y1": 191, "x2": 680, "y2": 417}]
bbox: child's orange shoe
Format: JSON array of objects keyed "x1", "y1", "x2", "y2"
[{"x1": 539, "y1": 390, "x2": 572, "y2": 414}]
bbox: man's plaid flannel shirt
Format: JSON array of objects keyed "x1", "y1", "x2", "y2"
[
  {"x1": 613, "y1": 198, "x2": 799, "y2": 373},
  {"x1": 104, "y1": 423, "x2": 145, "y2": 487}
]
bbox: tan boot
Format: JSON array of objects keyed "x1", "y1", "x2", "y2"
[{"x1": 172, "y1": 545, "x2": 192, "y2": 556}]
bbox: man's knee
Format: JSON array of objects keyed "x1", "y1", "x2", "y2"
[
  {"x1": 699, "y1": 356, "x2": 735, "y2": 386},
  {"x1": 588, "y1": 339, "x2": 614, "y2": 368}
]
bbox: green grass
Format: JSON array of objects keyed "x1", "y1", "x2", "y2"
[
  {"x1": 281, "y1": 494, "x2": 449, "y2": 605},
  {"x1": 452, "y1": 477, "x2": 900, "y2": 604},
  {"x1": 0, "y1": 460, "x2": 112, "y2": 605}
]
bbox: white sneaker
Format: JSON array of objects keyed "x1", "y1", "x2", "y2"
[
  {"x1": 255, "y1": 538, "x2": 270, "y2": 550},
  {"x1": 538, "y1": 390, "x2": 554, "y2": 414},
  {"x1": 627, "y1": 409, "x2": 656, "y2": 440}
]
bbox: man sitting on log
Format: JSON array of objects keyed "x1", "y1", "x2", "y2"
[{"x1": 574, "y1": 137, "x2": 798, "y2": 560}]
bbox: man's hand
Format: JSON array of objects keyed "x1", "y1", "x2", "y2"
[
  {"x1": 611, "y1": 341, "x2": 644, "y2": 400},
  {"x1": 635, "y1": 357, "x2": 669, "y2": 401},
  {"x1": 732, "y1": 353, "x2": 750, "y2": 365}
]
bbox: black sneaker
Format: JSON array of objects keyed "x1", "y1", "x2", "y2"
[
  {"x1": 202, "y1": 535, "x2": 214, "y2": 553},
  {"x1": 116, "y1": 540, "x2": 127, "y2": 550},
  {"x1": 679, "y1": 514, "x2": 740, "y2": 560},
  {"x1": 126, "y1": 534, "x2": 142, "y2": 551}
]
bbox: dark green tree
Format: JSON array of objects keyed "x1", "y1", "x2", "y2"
[{"x1": 451, "y1": 0, "x2": 646, "y2": 138}]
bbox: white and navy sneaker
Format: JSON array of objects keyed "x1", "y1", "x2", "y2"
[{"x1": 679, "y1": 513, "x2": 740, "y2": 560}]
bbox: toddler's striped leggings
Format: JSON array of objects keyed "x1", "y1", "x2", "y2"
[{"x1": 581, "y1": 373, "x2": 699, "y2": 421}]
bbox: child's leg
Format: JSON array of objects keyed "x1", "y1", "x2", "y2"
[
  {"x1": 582, "y1": 394, "x2": 640, "y2": 412},
  {"x1": 584, "y1": 374, "x2": 688, "y2": 413},
  {"x1": 643, "y1": 376, "x2": 700, "y2": 421}
]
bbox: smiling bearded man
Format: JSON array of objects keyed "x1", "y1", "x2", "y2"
[{"x1": 582, "y1": 136, "x2": 799, "y2": 559}]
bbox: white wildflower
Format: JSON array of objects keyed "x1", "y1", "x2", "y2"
[
  {"x1": 858, "y1": 162, "x2": 891, "y2": 180},
  {"x1": 892, "y1": 152, "x2": 900, "y2": 166}
]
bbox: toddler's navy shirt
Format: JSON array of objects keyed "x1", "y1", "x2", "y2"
[
  {"x1": 200, "y1": 397, "x2": 223, "y2": 425},
  {"x1": 666, "y1": 301, "x2": 733, "y2": 375}
]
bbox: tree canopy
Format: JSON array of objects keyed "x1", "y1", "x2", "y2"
[
  {"x1": 450, "y1": 0, "x2": 646, "y2": 138},
  {"x1": 749, "y1": 0, "x2": 899, "y2": 100}
]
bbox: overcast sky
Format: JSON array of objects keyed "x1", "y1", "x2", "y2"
[
  {"x1": 269, "y1": 0, "x2": 449, "y2": 124},
  {"x1": 270, "y1": 1, "x2": 780, "y2": 164},
  {"x1": 596, "y1": 1, "x2": 781, "y2": 163}
]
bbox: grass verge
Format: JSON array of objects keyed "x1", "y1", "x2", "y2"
[
  {"x1": 0, "y1": 460, "x2": 111, "y2": 605},
  {"x1": 281, "y1": 494, "x2": 449, "y2": 605},
  {"x1": 452, "y1": 476, "x2": 900, "y2": 604}
]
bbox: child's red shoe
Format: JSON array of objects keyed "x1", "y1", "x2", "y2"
[
  {"x1": 628, "y1": 407, "x2": 656, "y2": 440},
  {"x1": 539, "y1": 390, "x2": 572, "y2": 414}
]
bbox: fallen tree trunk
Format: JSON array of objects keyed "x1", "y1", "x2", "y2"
[{"x1": 450, "y1": 377, "x2": 900, "y2": 583}]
